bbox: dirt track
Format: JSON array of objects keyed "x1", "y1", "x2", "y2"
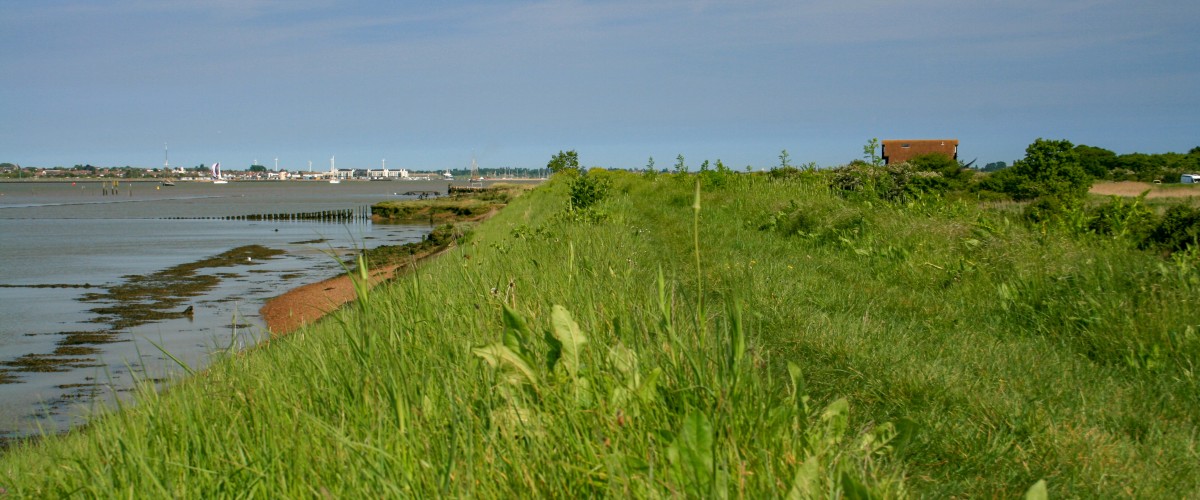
[{"x1": 1089, "y1": 181, "x2": 1200, "y2": 199}]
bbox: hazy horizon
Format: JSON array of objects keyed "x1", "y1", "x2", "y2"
[{"x1": 3, "y1": 1, "x2": 1197, "y2": 171}]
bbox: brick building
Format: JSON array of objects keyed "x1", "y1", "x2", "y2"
[{"x1": 881, "y1": 139, "x2": 958, "y2": 165}]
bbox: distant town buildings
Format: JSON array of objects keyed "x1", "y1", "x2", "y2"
[{"x1": 881, "y1": 139, "x2": 959, "y2": 165}]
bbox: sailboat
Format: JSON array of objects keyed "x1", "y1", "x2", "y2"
[
  {"x1": 328, "y1": 156, "x2": 340, "y2": 183},
  {"x1": 211, "y1": 162, "x2": 228, "y2": 184}
]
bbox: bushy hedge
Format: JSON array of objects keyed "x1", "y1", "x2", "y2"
[{"x1": 1145, "y1": 204, "x2": 1200, "y2": 252}]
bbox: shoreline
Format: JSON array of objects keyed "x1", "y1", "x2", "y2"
[
  {"x1": 258, "y1": 246, "x2": 449, "y2": 336},
  {"x1": 256, "y1": 206, "x2": 505, "y2": 337},
  {"x1": 257, "y1": 202, "x2": 510, "y2": 336},
  {"x1": 0, "y1": 186, "x2": 516, "y2": 447}
]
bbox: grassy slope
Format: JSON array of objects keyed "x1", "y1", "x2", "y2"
[{"x1": 2, "y1": 171, "x2": 1197, "y2": 497}]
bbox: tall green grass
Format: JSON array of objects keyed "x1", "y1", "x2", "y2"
[{"x1": 2, "y1": 170, "x2": 1197, "y2": 497}]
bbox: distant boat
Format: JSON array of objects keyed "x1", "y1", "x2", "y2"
[
  {"x1": 328, "y1": 155, "x2": 340, "y2": 183},
  {"x1": 443, "y1": 170, "x2": 453, "y2": 180},
  {"x1": 211, "y1": 163, "x2": 228, "y2": 184},
  {"x1": 161, "y1": 179, "x2": 176, "y2": 187}
]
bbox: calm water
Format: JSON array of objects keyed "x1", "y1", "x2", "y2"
[{"x1": 0, "y1": 180, "x2": 444, "y2": 438}]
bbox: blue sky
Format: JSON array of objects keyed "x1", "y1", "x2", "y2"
[{"x1": 2, "y1": 0, "x2": 1197, "y2": 171}]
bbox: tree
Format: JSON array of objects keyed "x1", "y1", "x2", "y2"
[
  {"x1": 249, "y1": 164, "x2": 267, "y2": 173},
  {"x1": 863, "y1": 138, "x2": 882, "y2": 167},
  {"x1": 779, "y1": 149, "x2": 791, "y2": 169},
  {"x1": 547, "y1": 150, "x2": 580, "y2": 174},
  {"x1": 674, "y1": 154, "x2": 687, "y2": 174},
  {"x1": 1074, "y1": 144, "x2": 1117, "y2": 179},
  {"x1": 646, "y1": 156, "x2": 655, "y2": 171},
  {"x1": 987, "y1": 138, "x2": 1090, "y2": 201}
]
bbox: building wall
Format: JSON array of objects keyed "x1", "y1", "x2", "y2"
[{"x1": 881, "y1": 139, "x2": 959, "y2": 165}]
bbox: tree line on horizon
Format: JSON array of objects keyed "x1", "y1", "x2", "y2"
[
  {"x1": 982, "y1": 144, "x2": 1200, "y2": 183},
  {"x1": 6, "y1": 142, "x2": 1200, "y2": 182},
  {"x1": 550, "y1": 138, "x2": 1200, "y2": 256}
]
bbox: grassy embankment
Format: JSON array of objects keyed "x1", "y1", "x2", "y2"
[
  {"x1": 1, "y1": 170, "x2": 1198, "y2": 497},
  {"x1": 357, "y1": 184, "x2": 528, "y2": 268}
]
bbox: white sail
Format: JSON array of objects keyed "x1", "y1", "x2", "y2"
[{"x1": 211, "y1": 162, "x2": 227, "y2": 184}]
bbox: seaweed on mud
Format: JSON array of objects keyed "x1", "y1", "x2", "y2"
[
  {"x1": 56, "y1": 383, "x2": 99, "y2": 390},
  {"x1": 3, "y1": 354, "x2": 99, "y2": 373},
  {"x1": 0, "y1": 245, "x2": 284, "y2": 387},
  {"x1": 58, "y1": 331, "x2": 123, "y2": 346},
  {"x1": 53, "y1": 346, "x2": 100, "y2": 356},
  {"x1": 79, "y1": 245, "x2": 283, "y2": 331}
]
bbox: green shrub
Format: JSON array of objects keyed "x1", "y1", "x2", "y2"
[
  {"x1": 830, "y1": 162, "x2": 925, "y2": 202},
  {"x1": 567, "y1": 169, "x2": 610, "y2": 211},
  {"x1": 1145, "y1": 204, "x2": 1200, "y2": 252},
  {"x1": 1086, "y1": 194, "x2": 1154, "y2": 241},
  {"x1": 977, "y1": 139, "x2": 1092, "y2": 201}
]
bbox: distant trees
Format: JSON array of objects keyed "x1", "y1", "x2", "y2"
[
  {"x1": 1067, "y1": 144, "x2": 1200, "y2": 182},
  {"x1": 975, "y1": 143, "x2": 1198, "y2": 193},
  {"x1": 981, "y1": 161, "x2": 1007, "y2": 172},
  {"x1": 249, "y1": 165, "x2": 267, "y2": 173},
  {"x1": 1074, "y1": 145, "x2": 1117, "y2": 178}
]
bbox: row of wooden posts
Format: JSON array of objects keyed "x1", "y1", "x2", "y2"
[
  {"x1": 165, "y1": 206, "x2": 373, "y2": 223},
  {"x1": 99, "y1": 181, "x2": 128, "y2": 197}
]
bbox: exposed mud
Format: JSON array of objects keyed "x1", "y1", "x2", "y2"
[
  {"x1": 79, "y1": 245, "x2": 283, "y2": 331},
  {"x1": 0, "y1": 245, "x2": 283, "y2": 390}
]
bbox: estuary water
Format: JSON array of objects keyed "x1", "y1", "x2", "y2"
[{"x1": 0, "y1": 180, "x2": 442, "y2": 439}]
